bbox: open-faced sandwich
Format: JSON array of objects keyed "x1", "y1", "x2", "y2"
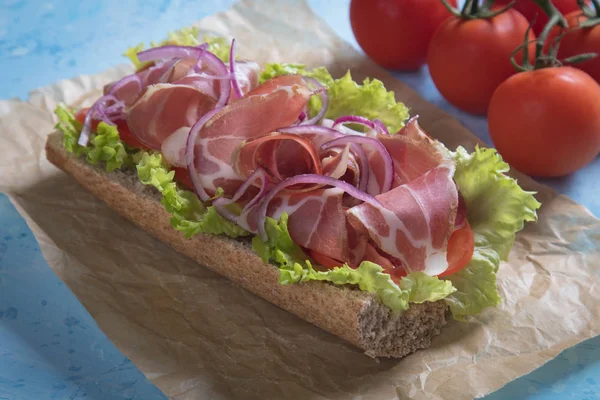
[{"x1": 46, "y1": 29, "x2": 541, "y2": 358}]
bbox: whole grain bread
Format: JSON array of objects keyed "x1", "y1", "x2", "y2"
[{"x1": 45, "y1": 131, "x2": 449, "y2": 358}]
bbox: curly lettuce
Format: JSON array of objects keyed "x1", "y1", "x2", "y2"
[
  {"x1": 252, "y1": 214, "x2": 455, "y2": 312},
  {"x1": 445, "y1": 146, "x2": 541, "y2": 319},
  {"x1": 55, "y1": 105, "x2": 131, "y2": 172},
  {"x1": 260, "y1": 63, "x2": 410, "y2": 133},
  {"x1": 124, "y1": 27, "x2": 231, "y2": 70},
  {"x1": 136, "y1": 152, "x2": 249, "y2": 239}
]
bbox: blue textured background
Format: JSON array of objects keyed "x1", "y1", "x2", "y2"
[{"x1": 1, "y1": 0, "x2": 599, "y2": 399}]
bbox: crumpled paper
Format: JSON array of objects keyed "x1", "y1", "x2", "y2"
[{"x1": 1, "y1": 0, "x2": 599, "y2": 399}]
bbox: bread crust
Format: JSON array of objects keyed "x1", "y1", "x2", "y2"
[{"x1": 45, "y1": 131, "x2": 448, "y2": 358}]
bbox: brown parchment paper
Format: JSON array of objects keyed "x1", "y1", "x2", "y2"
[{"x1": 1, "y1": 1, "x2": 599, "y2": 399}]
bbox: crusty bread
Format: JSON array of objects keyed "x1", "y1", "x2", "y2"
[{"x1": 45, "y1": 131, "x2": 449, "y2": 358}]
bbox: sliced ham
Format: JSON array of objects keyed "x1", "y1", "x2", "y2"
[
  {"x1": 241, "y1": 188, "x2": 350, "y2": 262},
  {"x1": 190, "y1": 75, "x2": 312, "y2": 196},
  {"x1": 347, "y1": 163, "x2": 458, "y2": 275},
  {"x1": 126, "y1": 83, "x2": 218, "y2": 150},
  {"x1": 161, "y1": 127, "x2": 190, "y2": 168},
  {"x1": 232, "y1": 132, "x2": 322, "y2": 183}
]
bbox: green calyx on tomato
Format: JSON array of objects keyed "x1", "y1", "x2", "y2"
[{"x1": 440, "y1": 0, "x2": 517, "y2": 19}]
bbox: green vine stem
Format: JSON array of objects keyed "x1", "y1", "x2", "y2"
[
  {"x1": 578, "y1": 0, "x2": 600, "y2": 27},
  {"x1": 510, "y1": 0, "x2": 598, "y2": 71},
  {"x1": 532, "y1": 0, "x2": 569, "y2": 67},
  {"x1": 440, "y1": 0, "x2": 516, "y2": 19}
]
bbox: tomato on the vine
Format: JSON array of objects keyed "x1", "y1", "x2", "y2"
[
  {"x1": 350, "y1": 0, "x2": 457, "y2": 70},
  {"x1": 488, "y1": 66, "x2": 600, "y2": 177},
  {"x1": 496, "y1": 0, "x2": 589, "y2": 34},
  {"x1": 428, "y1": 8, "x2": 536, "y2": 115},
  {"x1": 549, "y1": 11, "x2": 600, "y2": 82}
]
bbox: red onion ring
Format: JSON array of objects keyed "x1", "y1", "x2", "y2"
[
  {"x1": 257, "y1": 174, "x2": 382, "y2": 242},
  {"x1": 229, "y1": 39, "x2": 243, "y2": 99},
  {"x1": 373, "y1": 119, "x2": 389, "y2": 135},
  {"x1": 332, "y1": 115, "x2": 389, "y2": 136},
  {"x1": 185, "y1": 107, "x2": 221, "y2": 202},
  {"x1": 78, "y1": 94, "x2": 121, "y2": 146},
  {"x1": 138, "y1": 44, "x2": 229, "y2": 107},
  {"x1": 137, "y1": 44, "x2": 206, "y2": 63},
  {"x1": 321, "y1": 135, "x2": 394, "y2": 194},
  {"x1": 214, "y1": 167, "x2": 269, "y2": 223},
  {"x1": 301, "y1": 77, "x2": 328, "y2": 125}
]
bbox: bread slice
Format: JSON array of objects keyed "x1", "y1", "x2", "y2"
[{"x1": 45, "y1": 131, "x2": 449, "y2": 358}]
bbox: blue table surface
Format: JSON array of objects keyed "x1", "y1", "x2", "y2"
[{"x1": 1, "y1": 1, "x2": 599, "y2": 399}]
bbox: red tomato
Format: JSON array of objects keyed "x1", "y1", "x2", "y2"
[
  {"x1": 309, "y1": 250, "x2": 345, "y2": 271},
  {"x1": 114, "y1": 119, "x2": 145, "y2": 149},
  {"x1": 74, "y1": 107, "x2": 145, "y2": 149},
  {"x1": 549, "y1": 11, "x2": 600, "y2": 82},
  {"x1": 438, "y1": 221, "x2": 475, "y2": 277},
  {"x1": 428, "y1": 8, "x2": 536, "y2": 115},
  {"x1": 488, "y1": 66, "x2": 600, "y2": 177},
  {"x1": 350, "y1": 0, "x2": 457, "y2": 70},
  {"x1": 173, "y1": 167, "x2": 194, "y2": 190}
]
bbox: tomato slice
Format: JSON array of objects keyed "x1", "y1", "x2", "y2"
[
  {"x1": 438, "y1": 220, "x2": 475, "y2": 277},
  {"x1": 309, "y1": 250, "x2": 344, "y2": 271},
  {"x1": 114, "y1": 119, "x2": 145, "y2": 149},
  {"x1": 173, "y1": 167, "x2": 194, "y2": 190}
]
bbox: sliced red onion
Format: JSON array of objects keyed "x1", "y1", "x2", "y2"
[
  {"x1": 277, "y1": 124, "x2": 342, "y2": 138},
  {"x1": 396, "y1": 115, "x2": 419, "y2": 135},
  {"x1": 78, "y1": 94, "x2": 121, "y2": 146},
  {"x1": 214, "y1": 167, "x2": 269, "y2": 223},
  {"x1": 321, "y1": 136, "x2": 394, "y2": 194},
  {"x1": 229, "y1": 39, "x2": 243, "y2": 99},
  {"x1": 349, "y1": 143, "x2": 369, "y2": 193},
  {"x1": 194, "y1": 72, "x2": 233, "y2": 80},
  {"x1": 202, "y1": 50, "x2": 230, "y2": 108},
  {"x1": 301, "y1": 77, "x2": 328, "y2": 125},
  {"x1": 104, "y1": 100, "x2": 125, "y2": 116},
  {"x1": 185, "y1": 107, "x2": 221, "y2": 202},
  {"x1": 257, "y1": 174, "x2": 382, "y2": 242},
  {"x1": 156, "y1": 59, "x2": 180, "y2": 84},
  {"x1": 373, "y1": 119, "x2": 389, "y2": 135},
  {"x1": 332, "y1": 115, "x2": 388, "y2": 136},
  {"x1": 138, "y1": 44, "x2": 229, "y2": 107},
  {"x1": 137, "y1": 44, "x2": 206, "y2": 63}
]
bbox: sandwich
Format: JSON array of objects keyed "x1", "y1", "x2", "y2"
[{"x1": 45, "y1": 29, "x2": 541, "y2": 358}]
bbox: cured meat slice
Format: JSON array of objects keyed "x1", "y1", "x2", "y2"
[
  {"x1": 191, "y1": 75, "x2": 311, "y2": 196},
  {"x1": 232, "y1": 133, "x2": 322, "y2": 183},
  {"x1": 347, "y1": 163, "x2": 458, "y2": 276},
  {"x1": 126, "y1": 84, "x2": 217, "y2": 150}
]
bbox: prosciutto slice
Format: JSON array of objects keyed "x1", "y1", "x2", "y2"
[
  {"x1": 190, "y1": 75, "x2": 312, "y2": 196},
  {"x1": 347, "y1": 163, "x2": 458, "y2": 275},
  {"x1": 241, "y1": 188, "x2": 350, "y2": 262},
  {"x1": 126, "y1": 84, "x2": 218, "y2": 150},
  {"x1": 232, "y1": 132, "x2": 322, "y2": 183}
]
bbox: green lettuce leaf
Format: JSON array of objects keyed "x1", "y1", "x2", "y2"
[
  {"x1": 55, "y1": 104, "x2": 131, "y2": 172},
  {"x1": 253, "y1": 214, "x2": 455, "y2": 312},
  {"x1": 55, "y1": 104, "x2": 85, "y2": 156},
  {"x1": 124, "y1": 27, "x2": 231, "y2": 70},
  {"x1": 445, "y1": 146, "x2": 541, "y2": 319},
  {"x1": 259, "y1": 63, "x2": 409, "y2": 133},
  {"x1": 136, "y1": 152, "x2": 249, "y2": 239}
]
